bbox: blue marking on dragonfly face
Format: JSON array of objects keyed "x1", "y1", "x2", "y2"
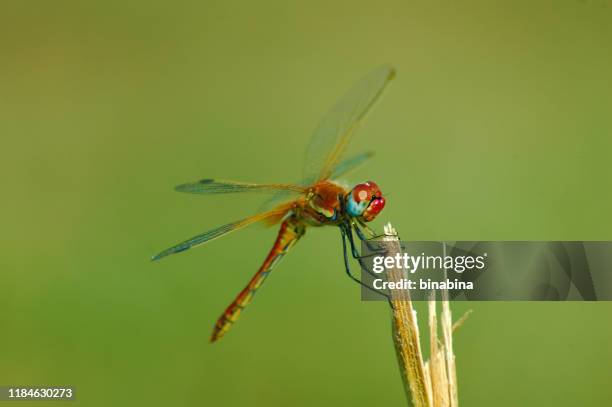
[{"x1": 346, "y1": 195, "x2": 367, "y2": 217}]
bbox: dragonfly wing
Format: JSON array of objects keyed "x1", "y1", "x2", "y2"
[
  {"x1": 258, "y1": 151, "x2": 374, "y2": 211},
  {"x1": 303, "y1": 65, "x2": 395, "y2": 183},
  {"x1": 258, "y1": 189, "x2": 299, "y2": 212},
  {"x1": 175, "y1": 179, "x2": 306, "y2": 195},
  {"x1": 151, "y1": 204, "x2": 293, "y2": 261},
  {"x1": 210, "y1": 217, "x2": 305, "y2": 342},
  {"x1": 330, "y1": 151, "x2": 374, "y2": 180}
]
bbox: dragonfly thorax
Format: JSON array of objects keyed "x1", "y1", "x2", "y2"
[{"x1": 300, "y1": 181, "x2": 346, "y2": 224}]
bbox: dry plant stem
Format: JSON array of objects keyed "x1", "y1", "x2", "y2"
[
  {"x1": 440, "y1": 243, "x2": 458, "y2": 407},
  {"x1": 441, "y1": 290, "x2": 458, "y2": 407},
  {"x1": 383, "y1": 224, "x2": 431, "y2": 407},
  {"x1": 452, "y1": 310, "x2": 473, "y2": 333},
  {"x1": 428, "y1": 294, "x2": 449, "y2": 407},
  {"x1": 383, "y1": 224, "x2": 464, "y2": 407}
]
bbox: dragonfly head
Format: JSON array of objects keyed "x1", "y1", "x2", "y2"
[{"x1": 345, "y1": 181, "x2": 385, "y2": 222}]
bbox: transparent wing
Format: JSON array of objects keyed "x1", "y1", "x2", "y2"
[
  {"x1": 303, "y1": 65, "x2": 395, "y2": 184},
  {"x1": 329, "y1": 151, "x2": 374, "y2": 180},
  {"x1": 175, "y1": 179, "x2": 306, "y2": 195},
  {"x1": 151, "y1": 204, "x2": 293, "y2": 261},
  {"x1": 259, "y1": 151, "x2": 375, "y2": 211}
]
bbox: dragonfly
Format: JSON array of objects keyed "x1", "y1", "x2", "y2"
[{"x1": 152, "y1": 65, "x2": 395, "y2": 342}]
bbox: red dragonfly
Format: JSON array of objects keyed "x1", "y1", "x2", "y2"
[{"x1": 153, "y1": 66, "x2": 395, "y2": 342}]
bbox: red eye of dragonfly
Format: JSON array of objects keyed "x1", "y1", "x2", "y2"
[
  {"x1": 363, "y1": 195, "x2": 386, "y2": 222},
  {"x1": 352, "y1": 184, "x2": 372, "y2": 203},
  {"x1": 347, "y1": 181, "x2": 385, "y2": 221}
]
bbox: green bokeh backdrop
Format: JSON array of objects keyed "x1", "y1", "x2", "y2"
[{"x1": 1, "y1": 1, "x2": 611, "y2": 406}]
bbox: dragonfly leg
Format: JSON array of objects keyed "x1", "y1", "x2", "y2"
[
  {"x1": 345, "y1": 223, "x2": 387, "y2": 262},
  {"x1": 353, "y1": 225, "x2": 383, "y2": 252},
  {"x1": 340, "y1": 227, "x2": 373, "y2": 290},
  {"x1": 352, "y1": 223, "x2": 395, "y2": 253},
  {"x1": 353, "y1": 222, "x2": 406, "y2": 252},
  {"x1": 356, "y1": 219, "x2": 404, "y2": 241},
  {"x1": 346, "y1": 223, "x2": 400, "y2": 308},
  {"x1": 342, "y1": 224, "x2": 392, "y2": 301},
  {"x1": 340, "y1": 226, "x2": 390, "y2": 300},
  {"x1": 355, "y1": 221, "x2": 378, "y2": 238}
]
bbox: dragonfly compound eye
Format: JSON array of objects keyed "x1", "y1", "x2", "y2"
[
  {"x1": 346, "y1": 181, "x2": 384, "y2": 220},
  {"x1": 363, "y1": 196, "x2": 385, "y2": 222}
]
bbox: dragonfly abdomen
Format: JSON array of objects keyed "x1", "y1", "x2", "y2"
[{"x1": 210, "y1": 217, "x2": 305, "y2": 342}]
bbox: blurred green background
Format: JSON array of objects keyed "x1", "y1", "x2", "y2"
[{"x1": 1, "y1": 1, "x2": 611, "y2": 406}]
